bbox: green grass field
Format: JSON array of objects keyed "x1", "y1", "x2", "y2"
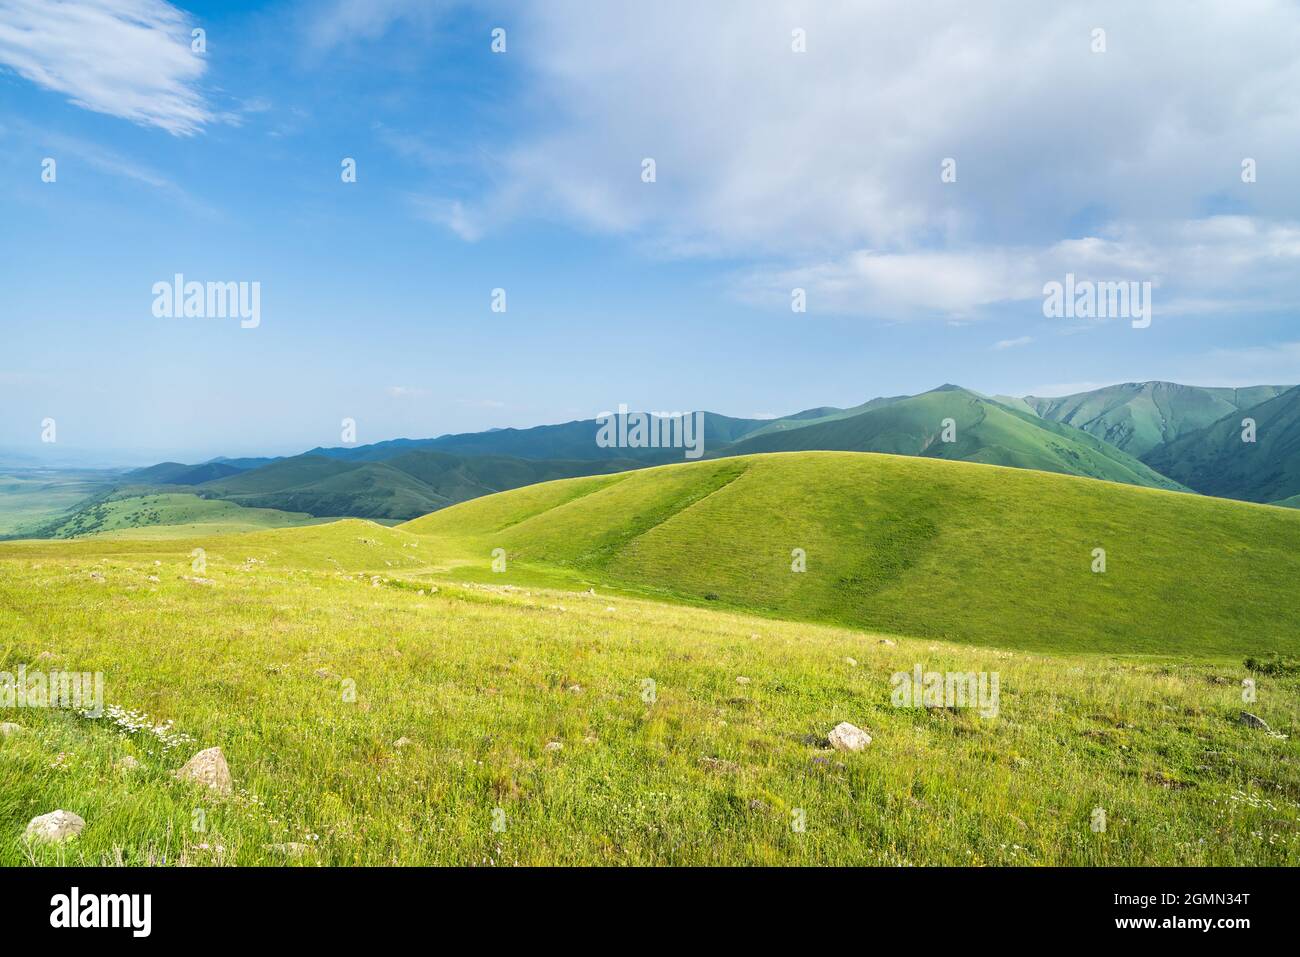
[
  {"x1": 0, "y1": 471, "x2": 118, "y2": 538},
  {"x1": 2, "y1": 453, "x2": 1296, "y2": 865},
  {"x1": 406, "y1": 452, "x2": 1300, "y2": 657},
  {"x1": 27, "y1": 491, "x2": 333, "y2": 540}
]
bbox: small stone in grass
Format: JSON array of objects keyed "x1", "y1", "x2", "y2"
[
  {"x1": 845, "y1": 657, "x2": 858, "y2": 667},
  {"x1": 25, "y1": 810, "x2": 85, "y2": 844},
  {"x1": 827, "y1": 722, "x2": 872, "y2": 752},
  {"x1": 393, "y1": 737, "x2": 413, "y2": 748},
  {"x1": 544, "y1": 741, "x2": 563, "y2": 752},
  {"x1": 0, "y1": 722, "x2": 24, "y2": 738},
  {"x1": 1240, "y1": 711, "x2": 1271, "y2": 731},
  {"x1": 115, "y1": 755, "x2": 141, "y2": 771},
  {"x1": 175, "y1": 747, "x2": 233, "y2": 795},
  {"x1": 735, "y1": 676, "x2": 751, "y2": 685}
]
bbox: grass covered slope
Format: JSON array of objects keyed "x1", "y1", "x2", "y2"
[
  {"x1": 1, "y1": 522, "x2": 1296, "y2": 865},
  {"x1": 16, "y1": 489, "x2": 329, "y2": 540},
  {"x1": 0, "y1": 470, "x2": 119, "y2": 538},
  {"x1": 709, "y1": 387, "x2": 1183, "y2": 491},
  {"x1": 1026, "y1": 382, "x2": 1291, "y2": 458},
  {"x1": 405, "y1": 452, "x2": 1300, "y2": 657},
  {"x1": 201, "y1": 451, "x2": 646, "y2": 521},
  {"x1": 1145, "y1": 387, "x2": 1300, "y2": 503}
]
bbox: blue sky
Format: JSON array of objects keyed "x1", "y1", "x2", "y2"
[{"x1": 1, "y1": 0, "x2": 1298, "y2": 464}]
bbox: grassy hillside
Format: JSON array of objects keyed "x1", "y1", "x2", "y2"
[
  {"x1": 405, "y1": 452, "x2": 1300, "y2": 657},
  {"x1": 199, "y1": 452, "x2": 648, "y2": 521},
  {"x1": 0, "y1": 470, "x2": 120, "y2": 538},
  {"x1": 740, "y1": 396, "x2": 909, "y2": 439},
  {"x1": 1144, "y1": 387, "x2": 1300, "y2": 503},
  {"x1": 708, "y1": 387, "x2": 1183, "y2": 492},
  {"x1": 27, "y1": 491, "x2": 328, "y2": 539},
  {"x1": 1, "y1": 519, "x2": 1296, "y2": 865},
  {"x1": 1026, "y1": 382, "x2": 1291, "y2": 458}
]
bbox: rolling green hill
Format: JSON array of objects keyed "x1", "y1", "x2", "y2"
[
  {"x1": 74, "y1": 380, "x2": 1300, "y2": 537},
  {"x1": 4, "y1": 455, "x2": 1298, "y2": 866},
  {"x1": 27, "y1": 490, "x2": 327, "y2": 539},
  {"x1": 708, "y1": 387, "x2": 1183, "y2": 491},
  {"x1": 1144, "y1": 386, "x2": 1300, "y2": 503},
  {"x1": 0, "y1": 469, "x2": 122, "y2": 538},
  {"x1": 1025, "y1": 381, "x2": 1291, "y2": 458},
  {"x1": 404, "y1": 451, "x2": 1300, "y2": 657},
  {"x1": 200, "y1": 451, "x2": 648, "y2": 521},
  {"x1": 127, "y1": 461, "x2": 247, "y2": 485}
]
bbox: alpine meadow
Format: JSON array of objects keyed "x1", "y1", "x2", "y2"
[{"x1": 2, "y1": 0, "x2": 1299, "y2": 934}]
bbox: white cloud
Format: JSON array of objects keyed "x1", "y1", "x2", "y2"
[
  {"x1": 0, "y1": 0, "x2": 211, "y2": 134},
  {"x1": 994, "y1": 337, "x2": 1034, "y2": 351},
  {"x1": 734, "y1": 217, "x2": 1300, "y2": 319},
  {"x1": 409, "y1": 195, "x2": 485, "y2": 242},
  {"x1": 404, "y1": 0, "x2": 1300, "y2": 318},
  {"x1": 385, "y1": 385, "x2": 430, "y2": 399}
]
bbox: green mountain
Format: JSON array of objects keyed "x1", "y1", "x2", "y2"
[
  {"x1": 127, "y1": 461, "x2": 246, "y2": 484},
  {"x1": 199, "y1": 451, "x2": 648, "y2": 520},
  {"x1": 1024, "y1": 381, "x2": 1292, "y2": 458},
  {"x1": 307, "y1": 411, "x2": 776, "y2": 463},
  {"x1": 1143, "y1": 386, "x2": 1300, "y2": 503},
  {"x1": 740, "y1": 395, "x2": 910, "y2": 439},
  {"x1": 99, "y1": 380, "x2": 1300, "y2": 531},
  {"x1": 708, "y1": 386, "x2": 1183, "y2": 491},
  {"x1": 403, "y1": 451, "x2": 1300, "y2": 657}
]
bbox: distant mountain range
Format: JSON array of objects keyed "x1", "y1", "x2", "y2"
[{"x1": 25, "y1": 380, "x2": 1299, "y2": 531}]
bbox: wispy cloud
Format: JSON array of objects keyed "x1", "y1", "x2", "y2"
[
  {"x1": 305, "y1": 0, "x2": 454, "y2": 53},
  {"x1": 733, "y1": 217, "x2": 1300, "y2": 320},
  {"x1": 10, "y1": 123, "x2": 215, "y2": 215},
  {"x1": 386, "y1": 385, "x2": 430, "y2": 399},
  {"x1": 0, "y1": 0, "x2": 211, "y2": 134},
  {"x1": 408, "y1": 1, "x2": 1300, "y2": 324},
  {"x1": 993, "y1": 336, "x2": 1034, "y2": 351}
]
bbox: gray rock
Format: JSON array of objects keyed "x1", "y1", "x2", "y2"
[
  {"x1": 0, "y1": 722, "x2": 24, "y2": 738},
  {"x1": 25, "y1": 810, "x2": 85, "y2": 844},
  {"x1": 175, "y1": 747, "x2": 233, "y2": 795},
  {"x1": 1240, "y1": 711, "x2": 1271, "y2": 731},
  {"x1": 827, "y1": 721, "x2": 872, "y2": 752}
]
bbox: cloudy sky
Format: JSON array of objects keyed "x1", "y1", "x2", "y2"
[{"x1": 1, "y1": 0, "x2": 1298, "y2": 461}]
